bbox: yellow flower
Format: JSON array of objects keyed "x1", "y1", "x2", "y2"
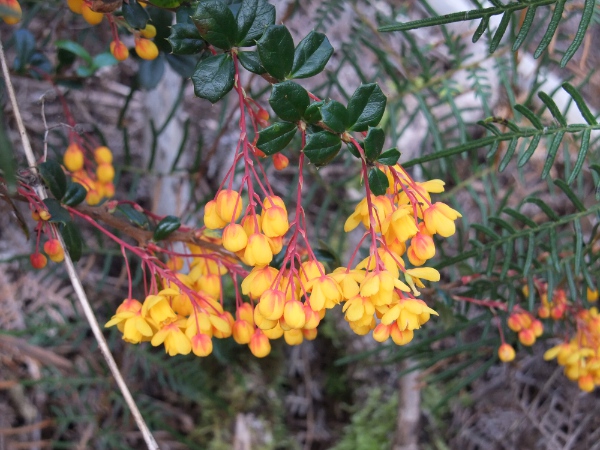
[
  {"x1": 249, "y1": 330, "x2": 271, "y2": 358},
  {"x1": 258, "y1": 289, "x2": 286, "y2": 321},
  {"x1": 232, "y1": 319, "x2": 254, "y2": 344},
  {"x1": 191, "y1": 333, "x2": 213, "y2": 357},
  {"x1": 283, "y1": 300, "x2": 306, "y2": 329},
  {"x1": 222, "y1": 223, "x2": 248, "y2": 252},
  {"x1": 105, "y1": 299, "x2": 155, "y2": 344},
  {"x1": 204, "y1": 200, "x2": 227, "y2": 229},
  {"x1": 151, "y1": 319, "x2": 191, "y2": 356},
  {"x1": 307, "y1": 275, "x2": 342, "y2": 311},
  {"x1": 142, "y1": 294, "x2": 177, "y2": 325},
  {"x1": 244, "y1": 233, "x2": 273, "y2": 266},
  {"x1": 498, "y1": 343, "x2": 516, "y2": 362},
  {"x1": 423, "y1": 202, "x2": 462, "y2": 237},
  {"x1": 242, "y1": 266, "x2": 279, "y2": 299},
  {"x1": 216, "y1": 189, "x2": 243, "y2": 222}
]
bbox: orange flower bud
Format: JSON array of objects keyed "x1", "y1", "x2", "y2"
[
  {"x1": 578, "y1": 374, "x2": 595, "y2": 392},
  {"x1": 135, "y1": 38, "x2": 159, "y2": 60},
  {"x1": 86, "y1": 189, "x2": 102, "y2": 205},
  {"x1": 373, "y1": 323, "x2": 391, "y2": 342},
  {"x1": 390, "y1": 323, "x2": 414, "y2": 345},
  {"x1": 257, "y1": 109, "x2": 269, "y2": 122},
  {"x1": 518, "y1": 328, "x2": 536, "y2": 346},
  {"x1": 249, "y1": 330, "x2": 271, "y2": 358},
  {"x1": 1, "y1": 0, "x2": 21, "y2": 24},
  {"x1": 531, "y1": 319, "x2": 543, "y2": 337},
  {"x1": 498, "y1": 343, "x2": 516, "y2": 362},
  {"x1": 96, "y1": 163, "x2": 115, "y2": 183},
  {"x1": 241, "y1": 214, "x2": 261, "y2": 235},
  {"x1": 222, "y1": 223, "x2": 248, "y2": 252},
  {"x1": 587, "y1": 287, "x2": 599, "y2": 303},
  {"x1": 284, "y1": 329, "x2": 303, "y2": 346},
  {"x1": 273, "y1": 153, "x2": 289, "y2": 170},
  {"x1": 30, "y1": 252, "x2": 47, "y2": 269},
  {"x1": 253, "y1": 305, "x2": 277, "y2": 330},
  {"x1": 302, "y1": 328, "x2": 318, "y2": 341},
  {"x1": 237, "y1": 302, "x2": 254, "y2": 326},
  {"x1": 232, "y1": 319, "x2": 253, "y2": 344},
  {"x1": 67, "y1": 0, "x2": 83, "y2": 14},
  {"x1": 81, "y1": 3, "x2": 103, "y2": 25},
  {"x1": 166, "y1": 256, "x2": 184, "y2": 271},
  {"x1": 38, "y1": 210, "x2": 51, "y2": 221},
  {"x1": 216, "y1": 189, "x2": 243, "y2": 223},
  {"x1": 507, "y1": 313, "x2": 523, "y2": 332},
  {"x1": 44, "y1": 239, "x2": 64, "y2": 262},
  {"x1": 258, "y1": 289, "x2": 286, "y2": 321},
  {"x1": 203, "y1": 200, "x2": 227, "y2": 229},
  {"x1": 94, "y1": 146, "x2": 113, "y2": 164},
  {"x1": 283, "y1": 300, "x2": 306, "y2": 329},
  {"x1": 191, "y1": 333, "x2": 213, "y2": 357},
  {"x1": 538, "y1": 305, "x2": 550, "y2": 319},
  {"x1": 140, "y1": 24, "x2": 157, "y2": 39},
  {"x1": 63, "y1": 143, "x2": 85, "y2": 172},
  {"x1": 302, "y1": 304, "x2": 321, "y2": 330},
  {"x1": 110, "y1": 40, "x2": 129, "y2": 61}
]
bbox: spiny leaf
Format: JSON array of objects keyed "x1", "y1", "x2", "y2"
[
  {"x1": 377, "y1": 148, "x2": 400, "y2": 166},
  {"x1": 191, "y1": 54, "x2": 235, "y2": 103},
  {"x1": 60, "y1": 222, "x2": 83, "y2": 262},
  {"x1": 237, "y1": 0, "x2": 275, "y2": 47},
  {"x1": 346, "y1": 83, "x2": 386, "y2": 132},
  {"x1": 191, "y1": 0, "x2": 237, "y2": 50},
  {"x1": 38, "y1": 159, "x2": 67, "y2": 200},
  {"x1": 167, "y1": 23, "x2": 205, "y2": 55},
  {"x1": 237, "y1": 51, "x2": 266, "y2": 74},
  {"x1": 363, "y1": 127, "x2": 385, "y2": 162},
  {"x1": 368, "y1": 168, "x2": 389, "y2": 196},
  {"x1": 269, "y1": 81, "x2": 310, "y2": 123},
  {"x1": 320, "y1": 100, "x2": 348, "y2": 133},
  {"x1": 256, "y1": 122, "x2": 297, "y2": 155},
  {"x1": 256, "y1": 24, "x2": 295, "y2": 81},
  {"x1": 303, "y1": 131, "x2": 342, "y2": 166},
  {"x1": 290, "y1": 30, "x2": 333, "y2": 79}
]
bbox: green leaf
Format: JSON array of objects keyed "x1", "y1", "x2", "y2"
[
  {"x1": 55, "y1": 40, "x2": 93, "y2": 65},
  {"x1": 498, "y1": 138, "x2": 517, "y2": 172},
  {"x1": 38, "y1": 160, "x2": 67, "y2": 200},
  {"x1": 60, "y1": 222, "x2": 83, "y2": 262},
  {"x1": 235, "y1": 0, "x2": 258, "y2": 45},
  {"x1": 554, "y1": 179, "x2": 586, "y2": 212},
  {"x1": 303, "y1": 101, "x2": 323, "y2": 124},
  {"x1": 138, "y1": 53, "x2": 166, "y2": 90},
  {"x1": 541, "y1": 131, "x2": 564, "y2": 179},
  {"x1": 364, "y1": 127, "x2": 385, "y2": 162},
  {"x1": 561, "y1": 0, "x2": 595, "y2": 67},
  {"x1": 153, "y1": 215, "x2": 181, "y2": 241},
  {"x1": 237, "y1": 51, "x2": 266, "y2": 74},
  {"x1": 512, "y1": 5, "x2": 537, "y2": 51},
  {"x1": 489, "y1": 10, "x2": 511, "y2": 53},
  {"x1": 320, "y1": 100, "x2": 348, "y2": 133},
  {"x1": 368, "y1": 167, "x2": 389, "y2": 196},
  {"x1": 538, "y1": 92, "x2": 567, "y2": 127},
  {"x1": 303, "y1": 131, "x2": 342, "y2": 166},
  {"x1": 62, "y1": 182, "x2": 87, "y2": 207},
  {"x1": 534, "y1": 0, "x2": 566, "y2": 59},
  {"x1": 269, "y1": 81, "x2": 310, "y2": 123},
  {"x1": 256, "y1": 24, "x2": 295, "y2": 81},
  {"x1": 43, "y1": 198, "x2": 72, "y2": 225},
  {"x1": 514, "y1": 104, "x2": 543, "y2": 130},
  {"x1": 92, "y1": 53, "x2": 117, "y2": 70},
  {"x1": 192, "y1": 54, "x2": 235, "y2": 104},
  {"x1": 567, "y1": 129, "x2": 591, "y2": 184},
  {"x1": 517, "y1": 135, "x2": 541, "y2": 167},
  {"x1": 346, "y1": 141, "x2": 361, "y2": 159},
  {"x1": 166, "y1": 53, "x2": 198, "y2": 78},
  {"x1": 256, "y1": 122, "x2": 297, "y2": 155},
  {"x1": 122, "y1": 0, "x2": 149, "y2": 29},
  {"x1": 237, "y1": 0, "x2": 275, "y2": 47},
  {"x1": 168, "y1": 23, "x2": 205, "y2": 55},
  {"x1": 115, "y1": 204, "x2": 150, "y2": 228},
  {"x1": 472, "y1": 15, "x2": 489, "y2": 43},
  {"x1": 289, "y1": 31, "x2": 333, "y2": 79},
  {"x1": 561, "y1": 83, "x2": 597, "y2": 125},
  {"x1": 347, "y1": 83, "x2": 386, "y2": 132},
  {"x1": 377, "y1": 148, "x2": 400, "y2": 166},
  {"x1": 192, "y1": 0, "x2": 237, "y2": 50}
]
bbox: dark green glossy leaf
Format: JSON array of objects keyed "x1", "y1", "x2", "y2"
[
  {"x1": 320, "y1": 100, "x2": 347, "y2": 133},
  {"x1": 168, "y1": 23, "x2": 205, "y2": 55},
  {"x1": 303, "y1": 101, "x2": 323, "y2": 124},
  {"x1": 237, "y1": 51, "x2": 266, "y2": 74},
  {"x1": 192, "y1": 0, "x2": 237, "y2": 50},
  {"x1": 303, "y1": 131, "x2": 341, "y2": 166},
  {"x1": 14, "y1": 30, "x2": 36, "y2": 73},
  {"x1": 116, "y1": 204, "x2": 150, "y2": 228},
  {"x1": 55, "y1": 40, "x2": 92, "y2": 65},
  {"x1": 256, "y1": 24, "x2": 294, "y2": 81},
  {"x1": 269, "y1": 81, "x2": 310, "y2": 123},
  {"x1": 290, "y1": 30, "x2": 333, "y2": 79},
  {"x1": 256, "y1": 122, "x2": 297, "y2": 155},
  {"x1": 60, "y1": 222, "x2": 83, "y2": 262},
  {"x1": 153, "y1": 215, "x2": 181, "y2": 241},
  {"x1": 138, "y1": 53, "x2": 166, "y2": 90},
  {"x1": 368, "y1": 167, "x2": 389, "y2": 196},
  {"x1": 176, "y1": 5, "x2": 194, "y2": 24},
  {"x1": 43, "y1": 198, "x2": 71, "y2": 225},
  {"x1": 122, "y1": 0, "x2": 149, "y2": 29},
  {"x1": 192, "y1": 54, "x2": 235, "y2": 103},
  {"x1": 62, "y1": 182, "x2": 87, "y2": 207},
  {"x1": 237, "y1": 0, "x2": 275, "y2": 46},
  {"x1": 346, "y1": 140, "x2": 361, "y2": 159},
  {"x1": 377, "y1": 148, "x2": 400, "y2": 166},
  {"x1": 166, "y1": 53, "x2": 198, "y2": 78},
  {"x1": 347, "y1": 83, "x2": 386, "y2": 132},
  {"x1": 364, "y1": 127, "x2": 385, "y2": 162},
  {"x1": 38, "y1": 160, "x2": 67, "y2": 200}
]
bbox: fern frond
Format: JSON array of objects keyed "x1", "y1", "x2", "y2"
[{"x1": 379, "y1": 0, "x2": 596, "y2": 67}]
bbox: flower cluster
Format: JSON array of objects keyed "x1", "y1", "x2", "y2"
[
  {"x1": 64, "y1": 143, "x2": 116, "y2": 205},
  {"x1": 66, "y1": 0, "x2": 159, "y2": 61},
  {"x1": 507, "y1": 309, "x2": 544, "y2": 346},
  {"x1": 544, "y1": 306, "x2": 600, "y2": 392}
]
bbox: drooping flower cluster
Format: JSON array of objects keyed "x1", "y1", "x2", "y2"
[{"x1": 507, "y1": 309, "x2": 544, "y2": 346}]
